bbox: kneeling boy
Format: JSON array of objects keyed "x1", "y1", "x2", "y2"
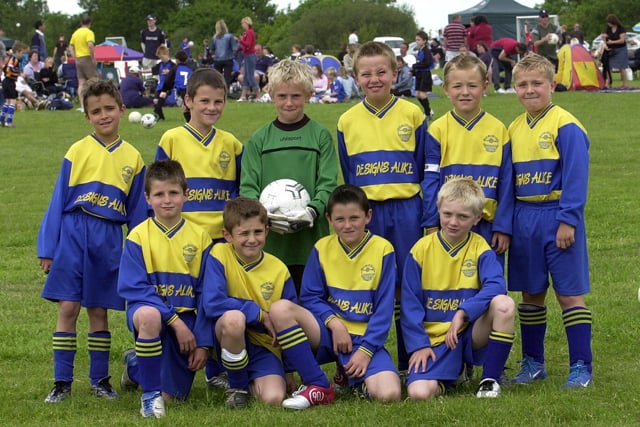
[
  {"x1": 401, "y1": 178, "x2": 515, "y2": 399},
  {"x1": 118, "y1": 160, "x2": 213, "y2": 418}
]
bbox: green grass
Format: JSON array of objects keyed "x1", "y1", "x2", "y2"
[{"x1": 1, "y1": 85, "x2": 639, "y2": 426}]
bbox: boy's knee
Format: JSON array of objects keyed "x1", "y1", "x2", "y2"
[
  {"x1": 133, "y1": 306, "x2": 162, "y2": 333},
  {"x1": 268, "y1": 299, "x2": 295, "y2": 324},
  {"x1": 217, "y1": 310, "x2": 246, "y2": 336},
  {"x1": 491, "y1": 295, "x2": 515, "y2": 319},
  {"x1": 407, "y1": 380, "x2": 441, "y2": 400}
]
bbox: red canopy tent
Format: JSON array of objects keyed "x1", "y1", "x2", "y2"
[{"x1": 94, "y1": 43, "x2": 144, "y2": 62}]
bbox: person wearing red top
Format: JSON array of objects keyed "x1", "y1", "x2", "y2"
[
  {"x1": 237, "y1": 16, "x2": 259, "y2": 101},
  {"x1": 490, "y1": 38, "x2": 528, "y2": 93},
  {"x1": 467, "y1": 15, "x2": 493, "y2": 54}
]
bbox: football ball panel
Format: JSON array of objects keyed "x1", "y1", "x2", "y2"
[
  {"x1": 259, "y1": 179, "x2": 311, "y2": 216},
  {"x1": 140, "y1": 113, "x2": 157, "y2": 128},
  {"x1": 128, "y1": 111, "x2": 142, "y2": 123}
]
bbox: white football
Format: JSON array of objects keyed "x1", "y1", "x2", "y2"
[
  {"x1": 140, "y1": 113, "x2": 157, "y2": 128},
  {"x1": 128, "y1": 111, "x2": 142, "y2": 123},
  {"x1": 259, "y1": 179, "x2": 310, "y2": 216},
  {"x1": 188, "y1": 41, "x2": 194, "y2": 47},
  {"x1": 548, "y1": 33, "x2": 559, "y2": 45}
]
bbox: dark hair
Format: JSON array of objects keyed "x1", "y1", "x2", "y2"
[
  {"x1": 187, "y1": 68, "x2": 227, "y2": 99},
  {"x1": 327, "y1": 184, "x2": 370, "y2": 216},
  {"x1": 474, "y1": 15, "x2": 488, "y2": 25},
  {"x1": 81, "y1": 78, "x2": 123, "y2": 113},
  {"x1": 416, "y1": 30, "x2": 429, "y2": 41},
  {"x1": 35, "y1": 20, "x2": 43, "y2": 29},
  {"x1": 145, "y1": 159, "x2": 188, "y2": 194},
  {"x1": 606, "y1": 14, "x2": 622, "y2": 27},
  {"x1": 223, "y1": 197, "x2": 268, "y2": 232},
  {"x1": 81, "y1": 15, "x2": 91, "y2": 26},
  {"x1": 175, "y1": 50, "x2": 188, "y2": 63}
]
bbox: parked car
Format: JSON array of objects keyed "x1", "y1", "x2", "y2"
[
  {"x1": 373, "y1": 36, "x2": 404, "y2": 55},
  {"x1": 591, "y1": 32, "x2": 640, "y2": 60}
]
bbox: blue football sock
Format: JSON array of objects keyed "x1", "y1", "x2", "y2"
[
  {"x1": 563, "y1": 306, "x2": 593, "y2": 372},
  {"x1": 52, "y1": 332, "x2": 77, "y2": 383},
  {"x1": 482, "y1": 330, "x2": 515, "y2": 381},
  {"x1": 88, "y1": 331, "x2": 111, "y2": 384},
  {"x1": 136, "y1": 337, "x2": 162, "y2": 393},
  {"x1": 221, "y1": 348, "x2": 249, "y2": 391},
  {"x1": 278, "y1": 325, "x2": 328, "y2": 388},
  {"x1": 518, "y1": 304, "x2": 546, "y2": 363}
]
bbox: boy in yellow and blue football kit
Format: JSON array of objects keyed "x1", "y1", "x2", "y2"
[
  {"x1": 337, "y1": 41, "x2": 426, "y2": 376},
  {"x1": 283, "y1": 184, "x2": 400, "y2": 407},
  {"x1": 118, "y1": 160, "x2": 212, "y2": 418},
  {"x1": 199, "y1": 197, "x2": 300, "y2": 409},
  {"x1": 156, "y1": 67, "x2": 243, "y2": 388},
  {"x1": 401, "y1": 178, "x2": 515, "y2": 399},
  {"x1": 422, "y1": 54, "x2": 513, "y2": 267},
  {"x1": 508, "y1": 54, "x2": 592, "y2": 388},
  {"x1": 0, "y1": 41, "x2": 27, "y2": 127},
  {"x1": 37, "y1": 79, "x2": 148, "y2": 403}
]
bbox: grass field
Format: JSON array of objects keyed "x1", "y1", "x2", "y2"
[{"x1": 1, "y1": 85, "x2": 639, "y2": 426}]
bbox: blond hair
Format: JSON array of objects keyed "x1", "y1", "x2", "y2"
[
  {"x1": 513, "y1": 53, "x2": 555, "y2": 83},
  {"x1": 437, "y1": 178, "x2": 485, "y2": 216},
  {"x1": 443, "y1": 54, "x2": 488, "y2": 86},
  {"x1": 241, "y1": 16, "x2": 253, "y2": 27},
  {"x1": 353, "y1": 41, "x2": 397, "y2": 76},
  {"x1": 215, "y1": 19, "x2": 228, "y2": 38},
  {"x1": 268, "y1": 59, "x2": 313, "y2": 95}
]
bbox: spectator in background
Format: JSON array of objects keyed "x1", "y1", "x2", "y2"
[
  {"x1": 69, "y1": 15, "x2": 99, "y2": 112},
  {"x1": 337, "y1": 44, "x2": 348, "y2": 63},
  {"x1": 337, "y1": 66, "x2": 358, "y2": 100},
  {"x1": 31, "y1": 20, "x2": 47, "y2": 61},
  {"x1": 392, "y1": 55, "x2": 413, "y2": 98},
  {"x1": 530, "y1": 9, "x2": 560, "y2": 70},
  {"x1": 467, "y1": 15, "x2": 492, "y2": 54},
  {"x1": 210, "y1": 19, "x2": 238, "y2": 89},
  {"x1": 430, "y1": 38, "x2": 445, "y2": 69},
  {"x1": 320, "y1": 67, "x2": 347, "y2": 103},
  {"x1": 120, "y1": 65, "x2": 154, "y2": 108},
  {"x1": 23, "y1": 50, "x2": 45, "y2": 81},
  {"x1": 180, "y1": 36, "x2": 193, "y2": 58},
  {"x1": 349, "y1": 29, "x2": 359, "y2": 45},
  {"x1": 140, "y1": 14, "x2": 167, "y2": 69},
  {"x1": 310, "y1": 63, "x2": 328, "y2": 102},
  {"x1": 400, "y1": 42, "x2": 416, "y2": 67},
  {"x1": 289, "y1": 44, "x2": 302, "y2": 61},
  {"x1": 39, "y1": 56, "x2": 66, "y2": 95},
  {"x1": 602, "y1": 14, "x2": 629, "y2": 89},
  {"x1": 255, "y1": 44, "x2": 274, "y2": 89},
  {"x1": 476, "y1": 41, "x2": 493, "y2": 85},
  {"x1": 443, "y1": 14, "x2": 467, "y2": 62},
  {"x1": 237, "y1": 16, "x2": 259, "y2": 102},
  {"x1": 52, "y1": 34, "x2": 68, "y2": 68},
  {"x1": 343, "y1": 44, "x2": 357, "y2": 76},
  {"x1": 569, "y1": 23, "x2": 585, "y2": 45},
  {"x1": 490, "y1": 38, "x2": 528, "y2": 93}
]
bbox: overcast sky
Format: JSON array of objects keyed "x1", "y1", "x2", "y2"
[{"x1": 47, "y1": 0, "x2": 541, "y2": 34}]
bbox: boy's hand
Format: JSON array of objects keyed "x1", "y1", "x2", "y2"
[
  {"x1": 261, "y1": 311, "x2": 278, "y2": 346},
  {"x1": 39, "y1": 258, "x2": 53, "y2": 274},
  {"x1": 188, "y1": 347, "x2": 208, "y2": 371},
  {"x1": 327, "y1": 317, "x2": 352, "y2": 355},
  {"x1": 556, "y1": 222, "x2": 575, "y2": 249},
  {"x1": 491, "y1": 232, "x2": 511, "y2": 254},
  {"x1": 445, "y1": 310, "x2": 466, "y2": 349},
  {"x1": 408, "y1": 347, "x2": 436, "y2": 373},
  {"x1": 171, "y1": 318, "x2": 197, "y2": 353},
  {"x1": 344, "y1": 349, "x2": 371, "y2": 378}
]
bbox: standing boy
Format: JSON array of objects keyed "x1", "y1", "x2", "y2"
[
  {"x1": 199, "y1": 197, "x2": 299, "y2": 408},
  {"x1": 402, "y1": 178, "x2": 515, "y2": 399},
  {"x1": 154, "y1": 50, "x2": 191, "y2": 121},
  {"x1": 156, "y1": 67, "x2": 244, "y2": 389},
  {"x1": 0, "y1": 41, "x2": 27, "y2": 127},
  {"x1": 337, "y1": 41, "x2": 426, "y2": 377},
  {"x1": 508, "y1": 53, "x2": 592, "y2": 388},
  {"x1": 240, "y1": 59, "x2": 338, "y2": 293},
  {"x1": 274, "y1": 184, "x2": 400, "y2": 409},
  {"x1": 422, "y1": 54, "x2": 513, "y2": 267},
  {"x1": 118, "y1": 160, "x2": 212, "y2": 418},
  {"x1": 69, "y1": 15, "x2": 98, "y2": 112},
  {"x1": 37, "y1": 79, "x2": 149, "y2": 403}
]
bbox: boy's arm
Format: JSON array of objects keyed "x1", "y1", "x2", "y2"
[
  {"x1": 556, "y1": 123, "x2": 590, "y2": 227},
  {"x1": 336, "y1": 129, "x2": 351, "y2": 184},
  {"x1": 37, "y1": 159, "x2": 71, "y2": 259},
  {"x1": 492, "y1": 138, "x2": 515, "y2": 236},
  {"x1": 117, "y1": 237, "x2": 178, "y2": 324},
  {"x1": 458, "y1": 249, "x2": 506, "y2": 322},
  {"x1": 193, "y1": 242, "x2": 215, "y2": 349},
  {"x1": 299, "y1": 248, "x2": 335, "y2": 322},
  {"x1": 308, "y1": 127, "x2": 338, "y2": 217},
  {"x1": 421, "y1": 132, "x2": 442, "y2": 231},
  {"x1": 357, "y1": 250, "x2": 397, "y2": 356},
  {"x1": 239, "y1": 134, "x2": 263, "y2": 199},
  {"x1": 201, "y1": 251, "x2": 262, "y2": 325},
  {"x1": 125, "y1": 163, "x2": 151, "y2": 231},
  {"x1": 400, "y1": 251, "x2": 433, "y2": 353}
]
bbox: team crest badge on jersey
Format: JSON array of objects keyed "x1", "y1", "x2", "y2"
[
  {"x1": 482, "y1": 135, "x2": 499, "y2": 153},
  {"x1": 461, "y1": 259, "x2": 477, "y2": 278},
  {"x1": 260, "y1": 282, "x2": 274, "y2": 300},
  {"x1": 360, "y1": 264, "x2": 375, "y2": 281},
  {"x1": 183, "y1": 244, "x2": 197, "y2": 263},
  {"x1": 538, "y1": 132, "x2": 554, "y2": 149},
  {"x1": 219, "y1": 150, "x2": 231, "y2": 169},
  {"x1": 397, "y1": 124, "x2": 412, "y2": 143},
  {"x1": 122, "y1": 166, "x2": 134, "y2": 184}
]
